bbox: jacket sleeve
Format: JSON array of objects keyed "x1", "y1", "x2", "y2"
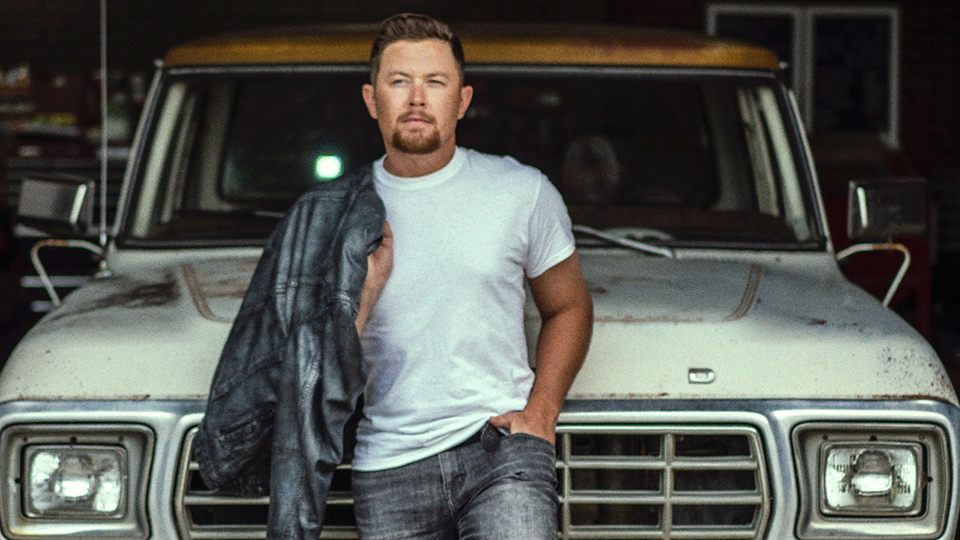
[{"x1": 192, "y1": 211, "x2": 294, "y2": 495}]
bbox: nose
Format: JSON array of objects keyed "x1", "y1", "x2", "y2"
[{"x1": 407, "y1": 82, "x2": 426, "y2": 107}]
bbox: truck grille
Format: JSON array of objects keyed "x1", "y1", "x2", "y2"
[{"x1": 175, "y1": 425, "x2": 770, "y2": 539}]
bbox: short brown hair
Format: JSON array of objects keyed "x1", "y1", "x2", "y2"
[{"x1": 369, "y1": 13, "x2": 465, "y2": 85}]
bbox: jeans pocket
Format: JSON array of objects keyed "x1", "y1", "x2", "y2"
[
  {"x1": 500, "y1": 433, "x2": 558, "y2": 480},
  {"x1": 503, "y1": 431, "x2": 557, "y2": 450}
]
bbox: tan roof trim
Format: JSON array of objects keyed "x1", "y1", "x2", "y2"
[{"x1": 164, "y1": 24, "x2": 780, "y2": 70}]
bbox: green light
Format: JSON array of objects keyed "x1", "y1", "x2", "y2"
[{"x1": 314, "y1": 155, "x2": 343, "y2": 180}]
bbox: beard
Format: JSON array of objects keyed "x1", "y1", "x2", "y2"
[
  {"x1": 390, "y1": 113, "x2": 442, "y2": 154},
  {"x1": 392, "y1": 128, "x2": 441, "y2": 154}
]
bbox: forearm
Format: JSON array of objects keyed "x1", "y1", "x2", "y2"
[
  {"x1": 489, "y1": 252, "x2": 593, "y2": 440},
  {"x1": 524, "y1": 297, "x2": 593, "y2": 426},
  {"x1": 354, "y1": 286, "x2": 379, "y2": 334}
]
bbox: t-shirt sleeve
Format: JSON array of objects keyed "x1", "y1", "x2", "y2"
[{"x1": 525, "y1": 175, "x2": 576, "y2": 278}]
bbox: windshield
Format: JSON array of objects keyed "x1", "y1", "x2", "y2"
[{"x1": 124, "y1": 67, "x2": 820, "y2": 248}]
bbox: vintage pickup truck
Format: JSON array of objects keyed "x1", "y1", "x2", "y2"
[{"x1": 4, "y1": 24, "x2": 957, "y2": 540}]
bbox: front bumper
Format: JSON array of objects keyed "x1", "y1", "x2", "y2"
[{"x1": 0, "y1": 398, "x2": 955, "y2": 540}]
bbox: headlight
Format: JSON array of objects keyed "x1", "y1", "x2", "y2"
[
  {"x1": 794, "y1": 423, "x2": 949, "y2": 539},
  {"x1": 821, "y1": 442, "x2": 922, "y2": 516},
  {"x1": 25, "y1": 446, "x2": 126, "y2": 518},
  {"x1": 1, "y1": 424, "x2": 152, "y2": 539}
]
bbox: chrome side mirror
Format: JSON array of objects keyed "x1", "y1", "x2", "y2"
[
  {"x1": 16, "y1": 174, "x2": 95, "y2": 238},
  {"x1": 838, "y1": 177, "x2": 928, "y2": 307},
  {"x1": 847, "y1": 177, "x2": 927, "y2": 240}
]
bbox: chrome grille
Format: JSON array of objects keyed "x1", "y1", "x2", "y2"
[
  {"x1": 175, "y1": 425, "x2": 770, "y2": 539},
  {"x1": 556, "y1": 425, "x2": 770, "y2": 539},
  {"x1": 174, "y1": 428, "x2": 357, "y2": 539}
]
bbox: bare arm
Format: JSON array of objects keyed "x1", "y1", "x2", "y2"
[
  {"x1": 355, "y1": 221, "x2": 393, "y2": 334},
  {"x1": 490, "y1": 252, "x2": 593, "y2": 442}
]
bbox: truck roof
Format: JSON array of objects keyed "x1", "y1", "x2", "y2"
[{"x1": 163, "y1": 23, "x2": 781, "y2": 70}]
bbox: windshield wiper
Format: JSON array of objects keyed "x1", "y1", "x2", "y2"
[{"x1": 573, "y1": 225, "x2": 675, "y2": 258}]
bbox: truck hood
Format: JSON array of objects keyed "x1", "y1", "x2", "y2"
[
  {"x1": 0, "y1": 256, "x2": 255, "y2": 402},
  {"x1": 550, "y1": 252, "x2": 956, "y2": 405},
  {"x1": 2, "y1": 251, "x2": 956, "y2": 405}
]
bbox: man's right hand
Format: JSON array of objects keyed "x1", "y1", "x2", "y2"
[{"x1": 355, "y1": 221, "x2": 393, "y2": 334}]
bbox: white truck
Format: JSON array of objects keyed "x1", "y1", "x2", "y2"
[{"x1": 4, "y1": 24, "x2": 957, "y2": 540}]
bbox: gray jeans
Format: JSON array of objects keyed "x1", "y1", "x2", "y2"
[{"x1": 351, "y1": 424, "x2": 558, "y2": 539}]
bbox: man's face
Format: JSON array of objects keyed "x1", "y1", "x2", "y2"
[{"x1": 363, "y1": 39, "x2": 473, "y2": 155}]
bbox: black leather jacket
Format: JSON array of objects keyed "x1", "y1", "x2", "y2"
[{"x1": 193, "y1": 165, "x2": 384, "y2": 540}]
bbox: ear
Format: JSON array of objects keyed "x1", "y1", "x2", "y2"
[
  {"x1": 362, "y1": 84, "x2": 378, "y2": 120},
  {"x1": 457, "y1": 85, "x2": 474, "y2": 120}
]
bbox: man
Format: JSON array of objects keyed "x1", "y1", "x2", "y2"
[{"x1": 352, "y1": 13, "x2": 593, "y2": 540}]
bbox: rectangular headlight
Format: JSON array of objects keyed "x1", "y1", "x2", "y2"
[
  {"x1": 794, "y1": 423, "x2": 949, "y2": 539},
  {"x1": 1, "y1": 424, "x2": 152, "y2": 539},
  {"x1": 25, "y1": 445, "x2": 127, "y2": 518},
  {"x1": 821, "y1": 442, "x2": 922, "y2": 516}
]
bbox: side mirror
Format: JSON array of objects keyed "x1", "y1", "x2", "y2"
[
  {"x1": 16, "y1": 174, "x2": 95, "y2": 238},
  {"x1": 847, "y1": 177, "x2": 928, "y2": 240},
  {"x1": 839, "y1": 177, "x2": 928, "y2": 307}
]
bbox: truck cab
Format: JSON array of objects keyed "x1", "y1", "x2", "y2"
[{"x1": 3, "y1": 24, "x2": 957, "y2": 540}]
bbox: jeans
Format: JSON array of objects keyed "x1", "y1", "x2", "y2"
[{"x1": 351, "y1": 424, "x2": 558, "y2": 540}]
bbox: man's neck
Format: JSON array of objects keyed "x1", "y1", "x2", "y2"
[{"x1": 382, "y1": 142, "x2": 457, "y2": 178}]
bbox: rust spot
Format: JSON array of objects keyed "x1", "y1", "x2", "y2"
[
  {"x1": 595, "y1": 315, "x2": 704, "y2": 324},
  {"x1": 809, "y1": 318, "x2": 827, "y2": 326},
  {"x1": 572, "y1": 392, "x2": 671, "y2": 399},
  {"x1": 180, "y1": 261, "x2": 255, "y2": 322},
  {"x1": 604, "y1": 276, "x2": 680, "y2": 288},
  {"x1": 723, "y1": 264, "x2": 761, "y2": 322},
  {"x1": 124, "y1": 281, "x2": 178, "y2": 306},
  {"x1": 182, "y1": 263, "x2": 233, "y2": 323},
  {"x1": 45, "y1": 274, "x2": 179, "y2": 322},
  {"x1": 864, "y1": 394, "x2": 950, "y2": 402}
]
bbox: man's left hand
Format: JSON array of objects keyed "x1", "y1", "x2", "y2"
[{"x1": 489, "y1": 409, "x2": 556, "y2": 444}]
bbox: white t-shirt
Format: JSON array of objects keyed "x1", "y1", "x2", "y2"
[{"x1": 352, "y1": 147, "x2": 575, "y2": 471}]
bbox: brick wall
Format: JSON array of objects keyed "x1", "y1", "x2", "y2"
[
  {"x1": 609, "y1": 0, "x2": 960, "y2": 172},
  {"x1": 900, "y1": 1, "x2": 960, "y2": 171},
  {"x1": 0, "y1": 0, "x2": 99, "y2": 74},
  {"x1": 1, "y1": 0, "x2": 575, "y2": 74},
  {"x1": 608, "y1": 0, "x2": 704, "y2": 29}
]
